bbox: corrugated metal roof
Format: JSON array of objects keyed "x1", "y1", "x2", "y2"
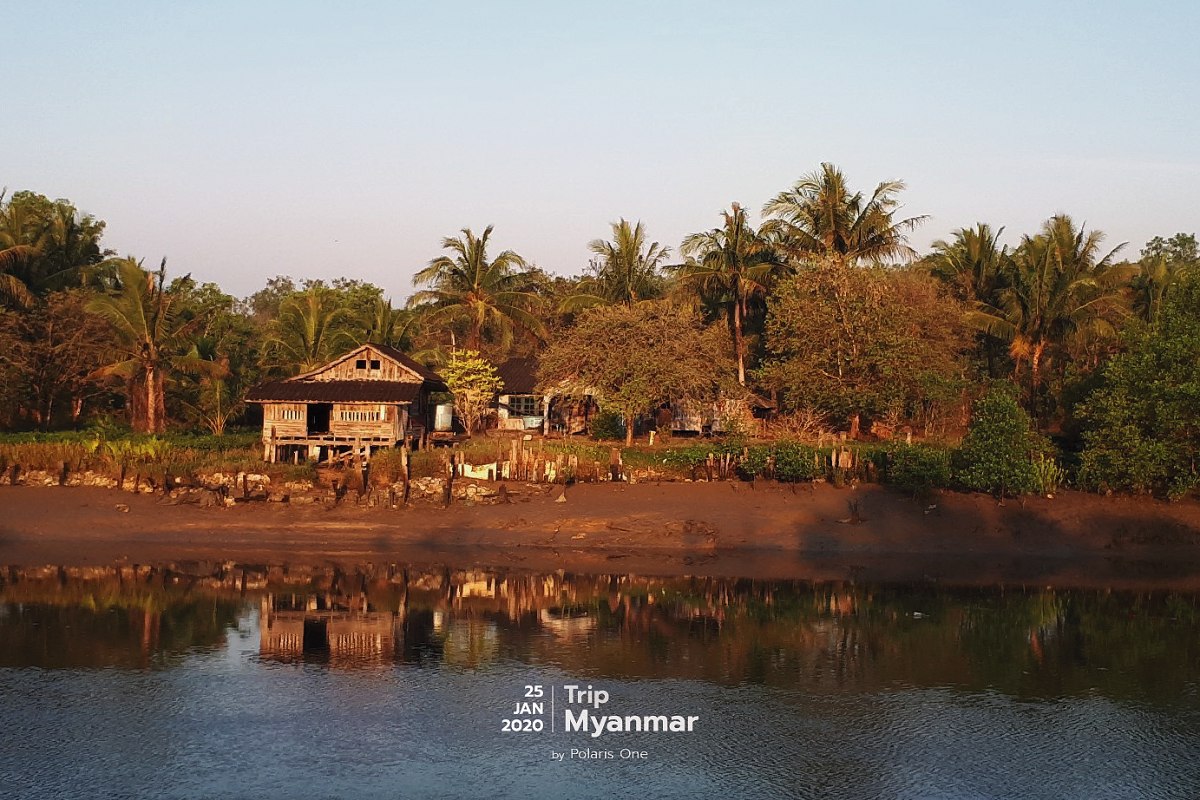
[
  {"x1": 246, "y1": 380, "x2": 424, "y2": 404},
  {"x1": 496, "y1": 357, "x2": 539, "y2": 395}
]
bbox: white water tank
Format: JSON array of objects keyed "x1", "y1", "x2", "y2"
[{"x1": 434, "y1": 403, "x2": 454, "y2": 432}]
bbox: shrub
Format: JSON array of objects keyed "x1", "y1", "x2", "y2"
[
  {"x1": 737, "y1": 446, "x2": 772, "y2": 480},
  {"x1": 953, "y1": 387, "x2": 1040, "y2": 495},
  {"x1": 887, "y1": 445, "x2": 951, "y2": 494},
  {"x1": 773, "y1": 442, "x2": 820, "y2": 482},
  {"x1": 589, "y1": 410, "x2": 626, "y2": 441}
]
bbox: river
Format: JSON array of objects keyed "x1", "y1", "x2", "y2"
[{"x1": 2, "y1": 565, "x2": 1198, "y2": 799}]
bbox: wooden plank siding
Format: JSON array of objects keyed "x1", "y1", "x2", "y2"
[
  {"x1": 303, "y1": 345, "x2": 426, "y2": 384},
  {"x1": 249, "y1": 343, "x2": 446, "y2": 460}
]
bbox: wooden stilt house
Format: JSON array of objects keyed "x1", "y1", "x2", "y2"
[{"x1": 247, "y1": 344, "x2": 448, "y2": 463}]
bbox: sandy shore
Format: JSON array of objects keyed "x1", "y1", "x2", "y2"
[{"x1": 3, "y1": 482, "x2": 1200, "y2": 589}]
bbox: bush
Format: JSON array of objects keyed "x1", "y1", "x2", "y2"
[
  {"x1": 773, "y1": 442, "x2": 821, "y2": 482},
  {"x1": 737, "y1": 445, "x2": 772, "y2": 480},
  {"x1": 887, "y1": 444, "x2": 951, "y2": 494},
  {"x1": 589, "y1": 410, "x2": 626, "y2": 441},
  {"x1": 953, "y1": 387, "x2": 1040, "y2": 495}
]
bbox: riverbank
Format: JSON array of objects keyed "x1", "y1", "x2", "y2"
[{"x1": 3, "y1": 482, "x2": 1200, "y2": 588}]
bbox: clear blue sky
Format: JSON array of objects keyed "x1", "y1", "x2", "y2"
[{"x1": 6, "y1": 1, "x2": 1197, "y2": 299}]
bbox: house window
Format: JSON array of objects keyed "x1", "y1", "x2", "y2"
[
  {"x1": 509, "y1": 395, "x2": 540, "y2": 417},
  {"x1": 370, "y1": 359, "x2": 381, "y2": 370},
  {"x1": 355, "y1": 359, "x2": 367, "y2": 370},
  {"x1": 279, "y1": 407, "x2": 302, "y2": 421},
  {"x1": 340, "y1": 408, "x2": 383, "y2": 422}
]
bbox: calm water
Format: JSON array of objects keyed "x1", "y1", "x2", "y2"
[{"x1": 2, "y1": 567, "x2": 1200, "y2": 799}]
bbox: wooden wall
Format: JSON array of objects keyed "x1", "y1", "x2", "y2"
[
  {"x1": 261, "y1": 403, "x2": 307, "y2": 440},
  {"x1": 306, "y1": 346, "x2": 424, "y2": 383},
  {"x1": 329, "y1": 403, "x2": 403, "y2": 440}
]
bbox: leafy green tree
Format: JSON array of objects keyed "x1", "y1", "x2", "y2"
[
  {"x1": 441, "y1": 350, "x2": 503, "y2": 434},
  {"x1": 1129, "y1": 233, "x2": 1197, "y2": 324},
  {"x1": 0, "y1": 290, "x2": 113, "y2": 428},
  {"x1": 760, "y1": 259, "x2": 968, "y2": 437},
  {"x1": 967, "y1": 215, "x2": 1131, "y2": 423},
  {"x1": 167, "y1": 276, "x2": 263, "y2": 433},
  {"x1": 86, "y1": 258, "x2": 224, "y2": 433},
  {"x1": 411, "y1": 225, "x2": 542, "y2": 351},
  {"x1": 562, "y1": 219, "x2": 671, "y2": 310},
  {"x1": 1078, "y1": 273, "x2": 1200, "y2": 498},
  {"x1": 538, "y1": 301, "x2": 733, "y2": 445},
  {"x1": 677, "y1": 203, "x2": 781, "y2": 385},
  {"x1": 761, "y1": 163, "x2": 926, "y2": 267},
  {"x1": 953, "y1": 387, "x2": 1041, "y2": 496}
]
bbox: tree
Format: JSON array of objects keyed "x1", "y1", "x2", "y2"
[
  {"x1": 926, "y1": 223, "x2": 1009, "y2": 304},
  {"x1": 167, "y1": 276, "x2": 263, "y2": 434},
  {"x1": 538, "y1": 301, "x2": 733, "y2": 445},
  {"x1": 441, "y1": 350, "x2": 502, "y2": 435},
  {"x1": 760, "y1": 260, "x2": 968, "y2": 437},
  {"x1": 264, "y1": 284, "x2": 355, "y2": 374},
  {"x1": 925, "y1": 223, "x2": 1014, "y2": 377},
  {"x1": 562, "y1": 219, "x2": 670, "y2": 310},
  {"x1": 761, "y1": 163, "x2": 926, "y2": 267},
  {"x1": 0, "y1": 291, "x2": 113, "y2": 428},
  {"x1": 0, "y1": 190, "x2": 110, "y2": 300},
  {"x1": 86, "y1": 258, "x2": 223, "y2": 433},
  {"x1": 1129, "y1": 232, "x2": 1197, "y2": 324},
  {"x1": 953, "y1": 386, "x2": 1042, "y2": 496},
  {"x1": 967, "y1": 215, "x2": 1131, "y2": 423},
  {"x1": 677, "y1": 203, "x2": 781, "y2": 385},
  {"x1": 1078, "y1": 273, "x2": 1200, "y2": 498},
  {"x1": 411, "y1": 225, "x2": 542, "y2": 351}
]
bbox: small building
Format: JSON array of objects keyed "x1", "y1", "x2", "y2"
[
  {"x1": 246, "y1": 343, "x2": 448, "y2": 463},
  {"x1": 494, "y1": 356, "x2": 595, "y2": 436},
  {"x1": 495, "y1": 357, "x2": 547, "y2": 432}
]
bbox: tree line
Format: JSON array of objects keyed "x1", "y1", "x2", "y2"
[{"x1": 1, "y1": 166, "x2": 1197, "y2": 495}]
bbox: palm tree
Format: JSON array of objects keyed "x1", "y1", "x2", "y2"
[
  {"x1": 761, "y1": 163, "x2": 926, "y2": 266},
  {"x1": 86, "y1": 258, "x2": 224, "y2": 433},
  {"x1": 266, "y1": 285, "x2": 355, "y2": 373},
  {"x1": 562, "y1": 219, "x2": 671, "y2": 310},
  {"x1": 0, "y1": 191, "x2": 40, "y2": 307},
  {"x1": 926, "y1": 223, "x2": 1010, "y2": 303},
  {"x1": 968, "y1": 215, "x2": 1130, "y2": 420},
  {"x1": 411, "y1": 225, "x2": 542, "y2": 350},
  {"x1": 0, "y1": 190, "x2": 110, "y2": 301},
  {"x1": 677, "y1": 203, "x2": 781, "y2": 384}
]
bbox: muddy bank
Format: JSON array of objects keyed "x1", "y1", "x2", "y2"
[{"x1": 2, "y1": 482, "x2": 1200, "y2": 589}]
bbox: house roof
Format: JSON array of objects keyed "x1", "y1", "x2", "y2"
[
  {"x1": 496, "y1": 357, "x2": 539, "y2": 395},
  {"x1": 366, "y1": 343, "x2": 445, "y2": 384},
  {"x1": 246, "y1": 380, "x2": 424, "y2": 404}
]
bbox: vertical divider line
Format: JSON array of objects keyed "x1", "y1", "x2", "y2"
[{"x1": 551, "y1": 685, "x2": 555, "y2": 732}]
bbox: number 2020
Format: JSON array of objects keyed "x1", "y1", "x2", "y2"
[{"x1": 502, "y1": 718, "x2": 544, "y2": 732}]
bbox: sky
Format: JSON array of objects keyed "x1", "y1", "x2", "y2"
[{"x1": 5, "y1": 0, "x2": 1198, "y2": 300}]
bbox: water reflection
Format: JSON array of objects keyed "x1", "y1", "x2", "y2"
[{"x1": 3, "y1": 564, "x2": 1199, "y2": 705}]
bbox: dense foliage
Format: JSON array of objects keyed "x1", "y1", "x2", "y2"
[
  {"x1": 1078, "y1": 274, "x2": 1200, "y2": 498},
  {"x1": 953, "y1": 388, "x2": 1041, "y2": 495},
  {"x1": 1, "y1": 168, "x2": 1197, "y2": 498}
]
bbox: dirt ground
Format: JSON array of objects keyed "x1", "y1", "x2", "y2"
[{"x1": 3, "y1": 481, "x2": 1200, "y2": 589}]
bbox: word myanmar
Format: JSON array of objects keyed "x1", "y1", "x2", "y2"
[{"x1": 561, "y1": 684, "x2": 699, "y2": 739}]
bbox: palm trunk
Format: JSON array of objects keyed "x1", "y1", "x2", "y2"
[
  {"x1": 1029, "y1": 342, "x2": 1045, "y2": 427},
  {"x1": 733, "y1": 293, "x2": 746, "y2": 386}
]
